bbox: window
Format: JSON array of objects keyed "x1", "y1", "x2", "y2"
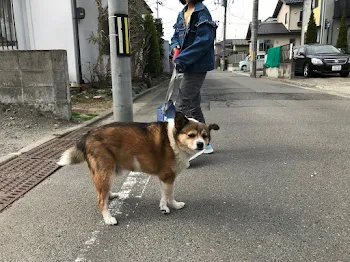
[
  {"x1": 312, "y1": 0, "x2": 319, "y2": 8},
  {"x1": 298, "y1": 46, "x2": 306, "y2": 55},
  {"x1": 299, "y1": 10, "x2": 303, "y2": 22},
  {"x1": 259, "y1": 40, "x2": 273, "y2": 52},
  {"x1": 285, "y1": 13, "x2": 288, "y2": 24},
  {"x1": 0, "y1": 0, "x2": 17, "y2": 50},
  {"x1": 307, "y1": 45, "x2": 340, "y2": 55}
]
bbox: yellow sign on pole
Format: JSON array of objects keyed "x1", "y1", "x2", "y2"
[{"x1": 115, "y1": 14, "x2": 130, "y2": 56}]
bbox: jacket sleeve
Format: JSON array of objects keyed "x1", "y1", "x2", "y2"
[
  {"x1": 169, "y1": 16, "x2": 181, "y2": 57},
  {"x1": 174, "y1": 19, "x2": 217, "y2": 70}
]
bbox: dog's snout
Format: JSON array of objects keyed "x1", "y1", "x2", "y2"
[{"x1": 197, "y1": 142, "x2": 204, "y2": 150}]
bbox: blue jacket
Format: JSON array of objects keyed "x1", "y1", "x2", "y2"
[{"x1": 170, "y1": 2, "x2": 217, "y2": 73}]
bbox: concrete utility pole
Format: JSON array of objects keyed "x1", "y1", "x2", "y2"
[
  {"x1": 221, "y1": 0, "x2": 228, "y2": 71},
  {"x1": 108, "y1": 0, "x2": 133, "y2": 122},
  {"x1": 250, "y1": 0, "x2": 259, "y2": 78},
  {"x1": 156, "y1": 0, "x2": 162, "y2": 19}
]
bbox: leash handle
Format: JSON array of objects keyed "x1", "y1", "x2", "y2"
[
  {"x1": 164, "y1": 48, "x2": 182, "y2": 111},
  {"x1": 173, "y1": 48, "x2": 180, "y2": 60}
]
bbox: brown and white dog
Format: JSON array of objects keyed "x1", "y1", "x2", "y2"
[{"x1": 57, "y1": 112, "x2": 219, "y2": 225}]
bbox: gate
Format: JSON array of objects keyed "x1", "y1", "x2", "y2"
[{"x1": 0, "y1": 0, "x2": 17, "y2": 50}]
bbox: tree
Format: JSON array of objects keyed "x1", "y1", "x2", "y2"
[
  {"x1": 336, "y1": 13, "x2": 348, "y2": 53},
  {"x1": 305, "y1": 10, "x2": 317, "y2": 44},
  {"x1": 143, "y1": 13, "x2": 161, "y2": 77},
  {"x1": 154, "y1": 18, "x2": 164, "y2": 74}
]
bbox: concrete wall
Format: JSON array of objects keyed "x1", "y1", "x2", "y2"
[
  {"x1": 265, "y1": 62, "x2": 295, "y2": 79},
  {"x1": 0, "y1": 50, "x2": 71, "y2": 120},
  {"x1": 12, "y1": 0, "x2": 78, "y2": 83},
  {"x1": 163, "y1": 40, "x2": 170, "y2": 73}
]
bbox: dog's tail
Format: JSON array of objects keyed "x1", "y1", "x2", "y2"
[{"x1": 57, "y1": 135, "x2": 87, "y2": 166}]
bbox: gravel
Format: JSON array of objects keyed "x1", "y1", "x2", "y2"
[{"x1": 0, "y1": 103, "x2": 81, "y2": 158}]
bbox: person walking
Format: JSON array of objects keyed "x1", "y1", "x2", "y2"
[{"x1": 170, "y1": 0, "x2": 217, "y2": 158}]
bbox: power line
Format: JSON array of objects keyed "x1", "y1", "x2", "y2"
[{"x1": 159, "y1": 3, "x2": 179, "y2": 13}]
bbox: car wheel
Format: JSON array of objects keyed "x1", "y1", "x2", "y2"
[
  {"x1": 340, "y1": 71, "x2": 349, "y2": 77},
  {"x1": 242, "y1": 65, "x2": 247, "y2": 71},
  {"x1": 303, "y1": 63, "x2": 311, "y2": 78}
]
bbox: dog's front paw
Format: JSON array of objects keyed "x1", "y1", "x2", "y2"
[
  {"x1": 159, "y1": 204, "x2": 170, "y2": 215},
  {"x1": 168, "y1": 200, "x2": 186, "y2": 210},
  {"x1": 104, "y1": 216, "x2": 118, "y2": 225}
]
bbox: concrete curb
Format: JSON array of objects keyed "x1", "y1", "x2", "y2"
[{"x1": 0, "y1": 79, "x2": 169, "y2": 166}]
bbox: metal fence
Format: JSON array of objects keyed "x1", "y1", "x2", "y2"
[
  {"x1": 281, "y1": 44, "x2": 292, "y2": 63},
  {"x1": 0, "y1": 0, "x2": 17, "y2": 50},
  {"x1": 227, "y1": 53, "x2": 247, "y2": 66}
]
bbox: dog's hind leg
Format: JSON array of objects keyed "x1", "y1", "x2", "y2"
[
  {"x1": 108, "y1": 168, "x2": 130, "y2": 200},
  {"x1": 91, "y1": 166, "x2": 118, "y2": 225}
]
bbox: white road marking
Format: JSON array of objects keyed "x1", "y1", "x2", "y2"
[{"x1": 74, "y1": 172, "x2": 151, "y2": 262}]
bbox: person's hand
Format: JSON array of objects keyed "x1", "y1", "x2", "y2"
[
  {"x1": 172, "y1": 45, "x2": 180, "y2": 55},
  {"x1": 172, "y1": 46, "x2": 180, "y2": 66}
]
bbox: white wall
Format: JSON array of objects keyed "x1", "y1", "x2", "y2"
[
  {"x1": 276, "y1": 3, "x2": 302, "y2": 31},
  {"x1": 76, "y1": 0, "x2": 99, "y2": 83},
  {"x1": 13, "y1": 0, "x2": 78, "y2": 83},
  {"x1": 289, "y1": 5, "x2": 303, "y2": 31},
  {"x1": 277, "y1": 3, "x2": 290, "y2": 28}
]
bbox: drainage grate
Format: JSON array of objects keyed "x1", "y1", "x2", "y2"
[
  {"x1": 59, "y1": 127, "x2": 92, "y2": 141},
  {"x1": 21, "y1": 138, "x2": 76, "y2": 161},
  {"x1": 0, "y1": 125, "x2": 91, "y2": 212},
  {"x1": 0, "y1": 158, "x2": 59, "y2": 211}
]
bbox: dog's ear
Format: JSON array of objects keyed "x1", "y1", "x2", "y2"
[
  {"x1": 174, "y1": 111, "x2": 189, "y2": 131},
  {"x1": 208, "y1": 124, "x2": 220, "y2": 131}
]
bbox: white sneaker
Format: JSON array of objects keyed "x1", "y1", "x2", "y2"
[{"x1": 204, "y1": 144, "x2": 214, "y2": 154}]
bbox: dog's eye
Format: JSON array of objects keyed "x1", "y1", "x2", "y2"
[
  {"x1": 188, "y1": 134, "x2": 196, "y2": 138},
  {"x1": 202, "y1": 135, "x2": 208, "y2": 139}
]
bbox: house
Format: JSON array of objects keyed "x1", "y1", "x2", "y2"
[
  {"x1": 301, "y1": 0, "x2": 350, "y2": 51},
  {"x1": 215, "y1": 39, "x2": 249, "y2": 58},
  {"x1": 0, "y1": 0, "x2": 152, "y2": 84},
  {"x1": 246, "y1": 0, "x2": 304, "y2": 53}
]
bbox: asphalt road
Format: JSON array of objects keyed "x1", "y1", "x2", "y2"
[{"x1": 1, "y1": 71, "x2": 350, "y2": 262}]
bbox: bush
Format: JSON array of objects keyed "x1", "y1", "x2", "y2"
[
  {"x1": 143, "y1": 13, "x2": 161, "y2": 77},
  {"x1": 336, "y1": 13, "x2": 348, "y2": 53},
  {"x1": 305, "y1": 10, "x2": 317, "y2": 44},
  {"x1": 155, "y1": 18, "x2": 164, "y2": 74}
]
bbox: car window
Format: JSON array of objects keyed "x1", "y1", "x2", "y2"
[
  {"x1": 307, "y1": 45, "x2": 340, "y2": 55},
  {"x1": 257, "y1": 55, "x2": 265, "y2": 60},
  {"x1": 298, "y1": 47, "x2": 305, "y2": 55}
]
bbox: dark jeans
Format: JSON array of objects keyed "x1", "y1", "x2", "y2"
[{"x1": 175, "y1": 72, "x2": 207, "y2": 123}]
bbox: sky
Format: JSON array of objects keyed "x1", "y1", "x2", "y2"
[{"x1": 146, "y1": 0, "x2": 279, "y2": 42}]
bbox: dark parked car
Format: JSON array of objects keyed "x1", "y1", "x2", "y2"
[{"x1": 293, "y1": 44, "x2": 350, "y2": 78}]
